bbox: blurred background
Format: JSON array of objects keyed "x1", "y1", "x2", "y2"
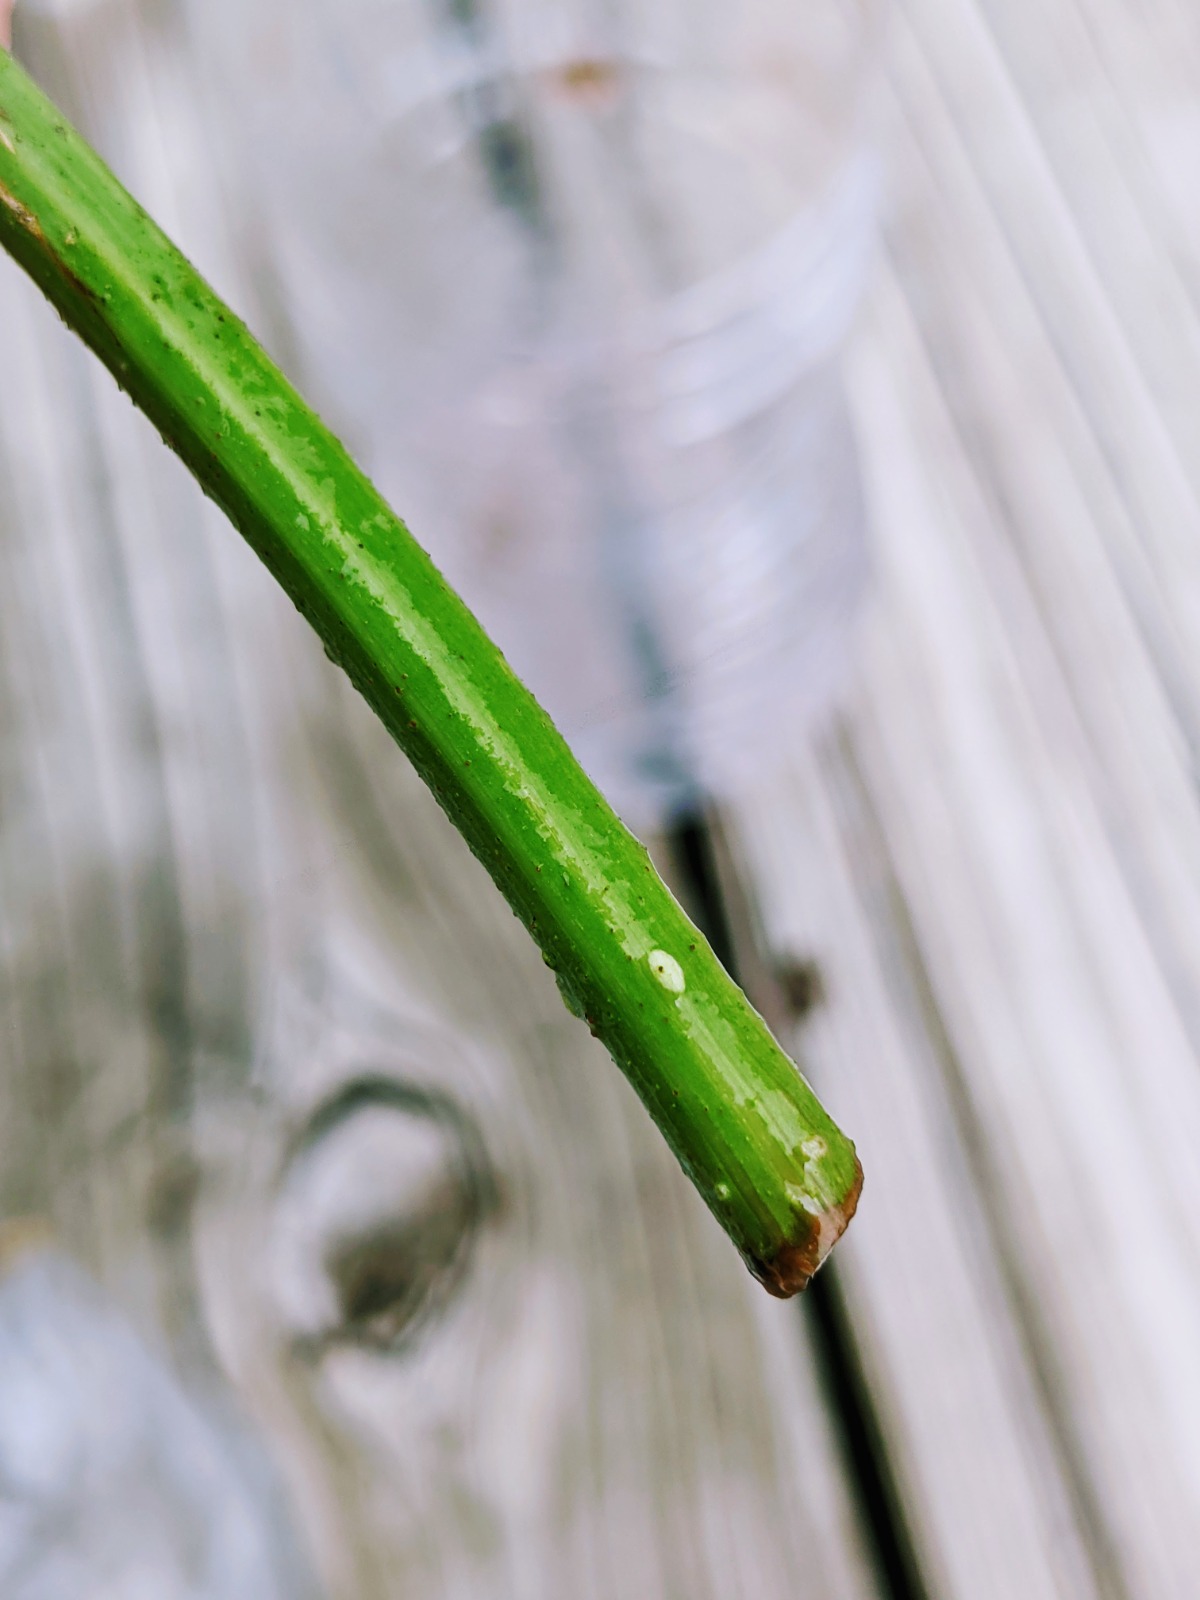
[{"x1": 2, "y1": 0, "x2": 1200, "y2": 1597}]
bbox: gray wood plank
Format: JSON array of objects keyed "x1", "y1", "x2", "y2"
[
  {"x1": 0, "y1": 5, "x2": 877, "y2": 1597},
  {"x1": 731, "y1": 0, "x2": 1200, "y2": 1576}
]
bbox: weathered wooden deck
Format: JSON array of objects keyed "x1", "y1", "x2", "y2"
[
  {"x1": 733, "y1": 1, "x2": 1200, "y2": 1594},
  {"x1": 2, "y1": 0, "x2": 1198, "y2": 1596}
]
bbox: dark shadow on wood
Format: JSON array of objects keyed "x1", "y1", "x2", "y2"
[{"x1": 667, "y1": 810, "x2": 932, "y2": 1600}]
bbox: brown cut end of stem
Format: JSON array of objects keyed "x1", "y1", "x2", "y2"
[{"x1": 753, "y1": 1156, "x2": 864, "y2": 1298}]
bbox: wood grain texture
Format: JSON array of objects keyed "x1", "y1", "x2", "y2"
[
  {"x1": 0, "y1": 3, "x2": 873, "y2": 1597},
  {"x1": 11, "y1": 0, "x2": 1199, "y2": 1592},
  {"x1": 729, "y1": 0, "x2": 1200, "y2": 1594}
]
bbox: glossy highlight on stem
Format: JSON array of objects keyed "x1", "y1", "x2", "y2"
[{"x1": 0, "y1": 47, "x2": 861, "y2": 1295}]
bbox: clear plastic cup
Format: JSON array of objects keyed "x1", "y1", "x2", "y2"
[{"x1": 190, "y1": 0, "x2": 879, "y2": 827}]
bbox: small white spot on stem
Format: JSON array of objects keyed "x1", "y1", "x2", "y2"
[
  {"x1": 648, "y1": 950, "x2": 685, "y2": 993},
  {"x1": 801, "y1": 1136, "x2": 827, "y2": 1160}
]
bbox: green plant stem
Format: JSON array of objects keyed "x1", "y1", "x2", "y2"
[{"x1": 0, "y1": 48, "x2": 861, "y2": 1295}]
